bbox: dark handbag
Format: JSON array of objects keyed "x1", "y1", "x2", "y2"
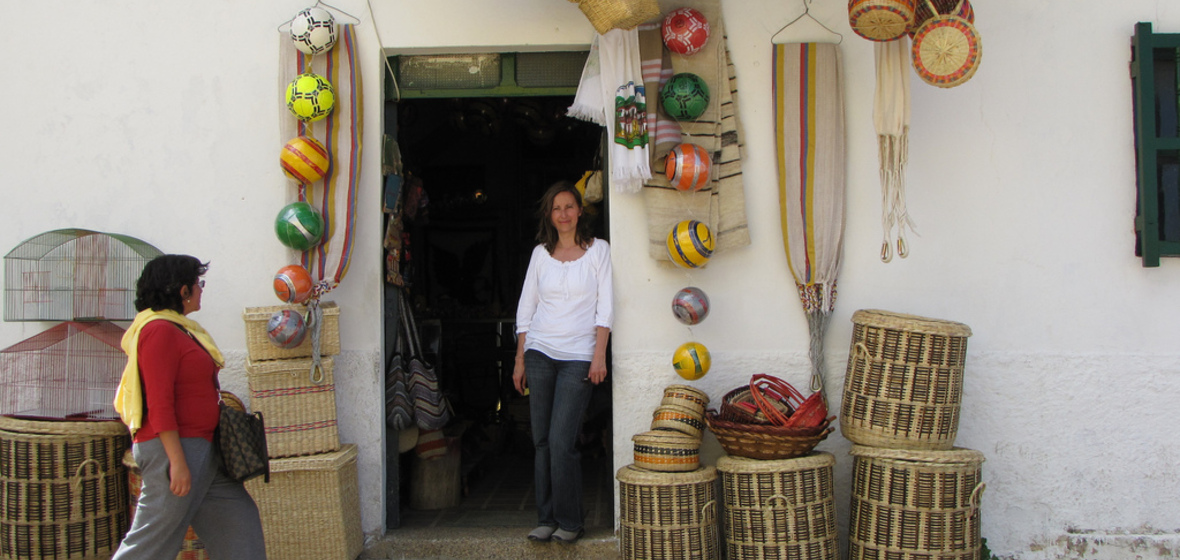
[{"x1": 216, "y1": 402, "x2": 270, "y2": 483}]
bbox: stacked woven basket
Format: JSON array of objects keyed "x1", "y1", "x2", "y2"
[
  {"x1": 704, "y1": 374, "x2": 840, "y2": 560},
  {"x1": 848, "y1": 0, "x2": 982, "y2": 88},
  {"x1": 840, "y1": 309, "x2": 985, "y2": 560},
  {"x1": 240, "y1": 302, "x2": 362, "y2": 560}
]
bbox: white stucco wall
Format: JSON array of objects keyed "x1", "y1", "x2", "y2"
[{"x1": 5, "y1": 1, "x2": 1180, "y2": 558}]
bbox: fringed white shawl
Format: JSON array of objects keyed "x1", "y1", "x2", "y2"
[{"x1": 873, "y1": 36, "x2": 914, "y2": 262}]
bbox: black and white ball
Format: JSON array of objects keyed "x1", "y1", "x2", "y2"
[{"x1": 290, "y1": 7, "x2": 337, "y2": 56}]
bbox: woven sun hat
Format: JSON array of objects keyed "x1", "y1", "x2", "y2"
[
  {"x1": 910, "y1": 0, "x2": 982, "y2": 88},
  {"x1": 848, "y1": 0, "x2": 916, "y2": 42}
]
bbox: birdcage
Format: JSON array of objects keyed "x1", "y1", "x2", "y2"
[
  {"x1": 0, "y1": 321, "x2": 127, "y2": 420},
  {"x1": 4, "y1": 228, "x2": 162, "y2": 322}
]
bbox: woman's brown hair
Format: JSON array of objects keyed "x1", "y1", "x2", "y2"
[{"x1": 535, "y1": 180, "x2": 593, "y2": 254}]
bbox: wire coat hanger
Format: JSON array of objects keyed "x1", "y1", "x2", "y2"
[
  {"x1": 277, "y1": 0, "x2": 361, "y2": 31},
  {"x1": 772, "y1": 0, "x2": 843, "y2": 44}
]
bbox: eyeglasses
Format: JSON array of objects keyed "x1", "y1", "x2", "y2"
[{"x1": 197, "y1": 280, "x2": 206, "y2": 288}]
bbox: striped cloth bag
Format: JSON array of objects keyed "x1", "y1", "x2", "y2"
[{"x1": 399, "y1": 292, "x2": 452, "y2": 430}]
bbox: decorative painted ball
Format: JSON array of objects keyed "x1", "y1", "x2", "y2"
[
  {"x1": 274, "y1": 202, "x2": 325, "y2": 251},
  {"x1": 662, "y1": 7, "x2": 710, "y2": 55},
  {"x1": 660, "y1": 73, "x2": 710, "y2": 121},
  {"x1": 280, "y1": 136, "x2": 330, "y2": 185},
  {"x1": 672, "y1": 341, "x2": 711, "y2": 380},
  {"x1": 665, "y1": 143, "x2": 712, "y2": 192},
  {"x1": 285, "y1": 73, "x2": 335, "y2": 122},
  {"x1": 290, "y1": 6, "x2": 337, "y2": 55},
  {"x1": 666, "y1": 220, "x2": 715, "y2": 269},
  {"x1": 672, "y1": 287, "x2": 710, "y2": 325},
  {"x1": 267, "y1": 309, "x2": 308, "y2": 349},
  {"x1": 274, "y1": 264, "x2": 314, "y2": 304}
]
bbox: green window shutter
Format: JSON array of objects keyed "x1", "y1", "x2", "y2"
[{"x1": 1132, "y1": 22, "x2": 1180, "y2": 266}]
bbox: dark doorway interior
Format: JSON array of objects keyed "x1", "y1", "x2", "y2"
[{"x1": 384, "y1": 95, "x2": 613, "y2": 530}]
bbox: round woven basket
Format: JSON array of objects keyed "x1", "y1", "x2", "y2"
[
  {"x1": 849, "y1": 0, "x2": 915, "y2": 42},
  {"x1": 840, "y1": 309, "x2": 971, "y2": 450},
  {"x1": 617, "y1": 464, "x2": 720, "y2": 560},
  {"x1": 660, "y1": 384, "x2": 710, "y2": 417},
  {"x1": 910, "y1": 0, "x2": 982, "y2": 88},
  {"x1": 632, "y1": 429, "x2": 700, "y2": 472},
  {"x1": 0, "y1": 417, "x2": 130, "y2": 560},
  {"x1": 705, "y1": 412, "x2": 832, "y2": 460},
  {"x1": 716, "y1": 453, "x2": 839, "y2": 560},
  {"x1": 908, "y1": 0, "x2": 973, "y2": 37},
  {"x1": 849, "y1": 445, "x2": 985, "y2": 560},
  {"x1": 651, "y1": 403, "x2": 705, "y2": 439}
]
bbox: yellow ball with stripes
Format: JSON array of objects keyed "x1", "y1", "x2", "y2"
[
  {"x1": 666, "y1": 219, "x2": 715, "y2": 268},
  {"x1": 280, "y1": 136, "x2": 330, "y2": 185},
  {"x1": 672, "y1": 341, "x2": 711, "y2": 380}
]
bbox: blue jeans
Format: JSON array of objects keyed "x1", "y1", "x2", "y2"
[{"x1": 525, "y1": 350, "x2": 593, "y2": 532}]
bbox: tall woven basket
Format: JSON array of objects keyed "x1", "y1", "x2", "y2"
[
  {"x1": 849, "y1": 445, "x2": 985, "y2": 560},
  {"x1": 0, "y1": 416, "x2": 130, "y2": 560},
  {"x1": 716, "y1": 452, "x2": 839, "y2": 560},
  {"x1": 840, "y1": 309, "x2": 971, "y2": 450},
  {"x1": 245, "y1": 356, "x2": 340, "y2": 459},
  {"x1": 617, "y1": 465, "x2": 720, "y2": 560}
]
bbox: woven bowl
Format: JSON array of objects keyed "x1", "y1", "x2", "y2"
[{"x1": 705, "y1": 412, "x2": 833, "y2": 460}]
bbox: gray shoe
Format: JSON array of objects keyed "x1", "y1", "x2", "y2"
[
  {"x1": 527, "y1": 526, "x2": 556, "y2": 542},
  {"x1": 552, "y1": 528, "x2": 584, "y2": 544}
]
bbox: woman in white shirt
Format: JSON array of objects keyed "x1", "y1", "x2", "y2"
[{"x1": 513, "y1": 181, "x2": 612, "y2": 545}]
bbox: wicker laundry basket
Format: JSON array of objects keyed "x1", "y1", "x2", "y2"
[
  {"x1": 617, "y1": 464, "x2": 720, "y2": 560},
  {"x1": 245, "y1": 356, "x2": 340, "y2": 459},
  {"x1": 841, "y1": 309, "x2": 972, "y2": 450},
  {"x1": 0, "y1": 416, "x2": 130, "y2": 560},
  {"x1": 849, "y1": 445, "x2": 985, "y2": 560},
  {"x1": 242, "y1": 302, "x2": 340, "y2": 361},
  {"x1": 716, "y1": 452, "x2": 838, "y2": 560}
]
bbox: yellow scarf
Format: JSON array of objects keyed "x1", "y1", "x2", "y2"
[{"x1": 113, "y1": 309, "x2": 224, "y2": 435}]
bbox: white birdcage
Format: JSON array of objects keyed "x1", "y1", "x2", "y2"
[
  {"x1": 0, "y1": 321, "x2": 127, "y2": 420},
  {"x1": 4, "y1": 228, "x2": 162, "y2": 322}
]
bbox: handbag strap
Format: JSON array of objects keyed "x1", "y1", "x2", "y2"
[{"x1": 398, "y1": 290, "x2": 423, "y2": 358}]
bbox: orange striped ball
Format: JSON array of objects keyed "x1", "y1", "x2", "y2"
[
  {"x1": 665, "y1": 143, "x2": 711, "y2": 192},
  {"x1": 281, "y1": 136, "x2": 330, "y2": 185}
]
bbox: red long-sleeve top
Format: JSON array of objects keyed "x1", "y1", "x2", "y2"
[{"x1": 133, "y1": 320, "x2": 221, "y2": 444}]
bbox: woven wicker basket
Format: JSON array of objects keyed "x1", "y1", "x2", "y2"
[
  {"x1": 849, "y1": 445, "x2": 985, "y2": 560},
  {"x1": 123, "y1": 449, "x2": 209, "y2": 560},
  {"x1": 243, "y1": 302, "x2": 340, "y2": 361},
  {"x1": 908, "y1": 0, "x2": 973, "y2": 36},
  {"x1": 841, "y1": 309, "x2": 971, "y2": 450},
  {"x1": 617, "y1": 464, "x2": 720, "y2": 560},
  {"x1": 632, "y1": 430, "x2": 700, "y2": 472},
  {"x1": 651, "y1": 403, "x2": 705, "y2": 439},
  {"x1": 245, "y1": 356, "x2": 340, "y2": 459},
  {"x1": 0, "y1": 416, "x2": 130, "y2": 560},
  {"x1": 245, "y1": 444, "x2": 362, "y2": 560},
  {"x1": 849, "y1": 0, "x2": 915, "y2": 42},
  {"x1": 716, "y1": 453, "x2": 839, "y2": 560},
  {"x1": 661, "y1": 384, "x2": 710, "y2": 417},
  {"x1": 910, "y1": 0, "x2": 982, "y2": 88},
  {"x1": 568, "y1": 0, "x2": 660, "y2": 35},
  {"x1": 705, "y1": 412, "x2": 832, "y2": 460}
]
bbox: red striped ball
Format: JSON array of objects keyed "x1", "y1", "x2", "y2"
[{"x1": 280, "y1": 136, "x2": 330, "y2": 184}]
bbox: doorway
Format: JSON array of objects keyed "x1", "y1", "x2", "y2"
[{"x1": 381, "y1": 65, "x2": 613, "y2": 531}]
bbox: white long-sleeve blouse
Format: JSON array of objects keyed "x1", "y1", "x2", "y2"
[{"x1": 515, "y1": 239, "x2": 613, "y2": 362}]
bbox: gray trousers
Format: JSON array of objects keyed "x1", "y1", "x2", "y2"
[{"x1": 113, "y1": 437, "x2": 267, "y2": 560}]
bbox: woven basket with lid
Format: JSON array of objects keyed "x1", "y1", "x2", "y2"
[
  {"x1": 840, "y1": 309, "x2": 971, "y2": 450},
  {"x1": 849, "y1": 445, "x2": 985, "y2": 560},
  {"x1": 716, "y1": 452, "x2": 839, "y2": 560},
  {"x1": 617, "y1": 464, "x2": 720, "y2": 560},
  {"x1": 910, "y1": 0, "x2": 982, "y2": 88},
  {"x1": 633, "y1": 429, "x2": 700, "y2": 472},
  {"x1": 661, "y1": 384, "x2": 710, "y2": 417}
]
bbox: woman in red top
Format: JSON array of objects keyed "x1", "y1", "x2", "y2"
[{"x1": 112, "y1": 255, "x2": 266, "y2": 559}]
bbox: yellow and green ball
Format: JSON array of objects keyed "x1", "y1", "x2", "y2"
[
  {"x1": 673, "y1": 341, "x2": 711, "y2": 380},
  {"x1": 285, "y1": 73, "x2": 335, "y2": 122}
]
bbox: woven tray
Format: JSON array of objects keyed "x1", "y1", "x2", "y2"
[
  {"x1": 633, "y1": 429, "x2": 700, "y2": 472},
  {"x1": 841, "y1": 309, "x2": 971, "y2": 450},
  {"x1": 661, "y1": 384, "x2": 710, "y2": 417},
  {"x1": 0, "y1": 417, "x2": 130, "y2": 560},
  {"x1": 246, "y1": 444, "x2": 362, "y2": 560},
  {"x1": 849, "y1": 0, "x2": 915, "y2": 42},
  {"x1": 910, "y1": 0, "x2": 982, "y2": 89},
  {"x1": 849, "y1": 445, "x2": 985, "y2": 560},
  {"x1": 716, "y1": 452, "x2": 839, "y2": 560},
  {"x1": 705, "y1": 412, "x2": 832, "y2": 460},
  {"x1": 246, "y1": 356, "x2": 340, "y2": 459},
  {"x1": 651, "y1": 403, "x2": 705, "y2": 439},
  {"x1": 617, "y1": 464, "x2": 720, "y2": 560},
  {"x1": 243, "y1": 302, "x2": 340, "y2": 361}
]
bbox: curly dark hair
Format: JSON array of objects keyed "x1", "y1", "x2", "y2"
[
  {"x1": 134, "y1": 254, "x2": 209, "y2": 313},
  {"x1": 535, "y1": 180, "x2": 593, "y2": 254}
]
